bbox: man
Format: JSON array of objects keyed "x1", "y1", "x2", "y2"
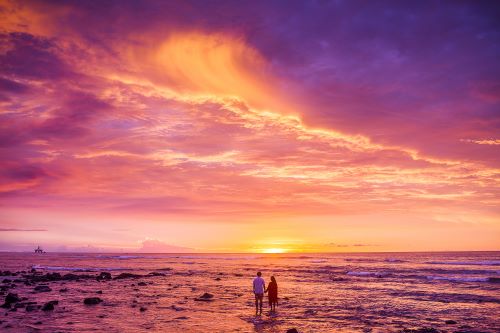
[{"x1": 253, "y1": 271, "x2": 265, "y2": 315}]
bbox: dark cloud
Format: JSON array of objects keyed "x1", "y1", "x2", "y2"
[
  {"x1": 2, "y1": 164, "x2": 47, "y2": 181},
  {"x1": 0, "y1": 32, "x2": 71, "y2": 80}
]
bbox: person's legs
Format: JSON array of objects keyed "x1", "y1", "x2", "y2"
[{"x1": 255, "y1": 295, "x2": 258, "y2": 314}]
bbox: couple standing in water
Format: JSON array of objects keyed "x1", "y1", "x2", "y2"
[{"x1": 252, "y1": 272, "x2": 278, "y2": 315}]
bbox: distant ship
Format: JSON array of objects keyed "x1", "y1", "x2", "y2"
[{"x1": 34, "y1": 246, "x2": 45, "y2": 254}]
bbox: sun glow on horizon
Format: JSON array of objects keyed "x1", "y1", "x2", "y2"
[{"x1": 261, "y1": 247, "x2": 288, "y2": 254}]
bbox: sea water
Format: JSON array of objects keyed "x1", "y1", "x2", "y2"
[{"x1": 0, "y1": 251, "x2": 498, "y2": 332}]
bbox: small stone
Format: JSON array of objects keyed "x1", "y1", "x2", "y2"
[
  {"x1": 41, "y1": 302, "x2": 54, "y2": 311},
  {"x1": 286, "y1": 329, "x2": 299, "y2": 333},
  {"x1": 5, "y1": 293, "x2": 20, "y2": 304},
  {"x1": 26, "y1": 305, "x2": 37, "y2": 312},
  {"x1": 137, "y1": 282, "x2": 147, "y2": 286},
  {"x1": 199, "y1": 293, "x2": 213, "y2": 299},
  {"x1": 83, "y1": 297, "x2": 102, "y2": 305},
  {"x1": 114, "y1": 273, "x2": 141, "y2": 280},
  {"x1": 445, "y1": 320, "x2": 457, "y2": 325},
  {"x1": 140, "y1": 307, "x2": 147, "y2": 312},
  {"x1": 96, "y1": 290, "x2": 103, "y2": 294},
  {"x1": 98, "y1": 272, "x2": 112, "y2": 280}
]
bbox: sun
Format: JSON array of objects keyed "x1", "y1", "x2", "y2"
[{"x1": 261, "y1": 247, "x2": 287, "y2": 254}]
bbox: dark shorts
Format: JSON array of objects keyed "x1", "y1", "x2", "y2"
[{"x1": 254, "y1": 293, "x2": 264, "y2": 300}]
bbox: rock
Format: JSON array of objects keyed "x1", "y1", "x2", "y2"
[
  {"x1": 304, "y1": 309, "x2": 316, "y2": 315},
  {"x1": 401, "y1": 329, "x2": 439, "y2": 333},
  {"x1": 2, "y1": 279, "x2": 10, "y2": 283},
  {"x1": 140, "y1": 307, "x2": 147, "y2": 312},
  {"x1": 114, "y1": 273, "x2": 141, "y2": 280},
  {"x1": 287, "y1": 329, "x2": 299, "y2": 333},
  {"x1": 41, "y1": 302, "x2": 55, "y2": 311},
  {"x1": 175, "y1": 316, "x2": 189, "y2": 320},
  {"x1": 195, "y1": 292, "x2": 214, "y2": 301},
  {"x1": 34, "y1": 321, "x2": 42, "y2": 325},
  {"x1": 215, "y1": 277, "x2": 221, "y2": 281},
  {"x1": 83, "y1": 297, "x2": 103, "y2": 305},
  {"x1": 62, "y1": 274, "x2": 80, "y2": 281},
  {"x1": 98, "y1": 272, "x2": 112, "y2": 280},
  {"x1": 26, "y1": 305, "x2": 37, "y2": 312},
  {"x1": 96, "y1": 290, "x2": 103, "y2": 294},
  {"x1": 59, "y1": 288, "x2": 68, "y2": 293},
  {"x1": 488, "y1": 277, "x2": 500, "y2": 283},
  {"x1": 45, "y1": 273, "x2": 62, "y2": 281},
  {"x1": 445, "y1": 320, "x2": 457, "y2": 325},
  {"x1": 34, "y1": 285, "x2": 52, "y2": 292},
  {"x1": 137, "y1": 282, "x2": 147, "y2": 286},
  {"x1": 5, "y1": 293, "x2": 20, "y2": 304}
]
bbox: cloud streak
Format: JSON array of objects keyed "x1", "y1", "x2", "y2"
[
  {"x1": 0, "y1": 0, "x2": 499, "y2": 251},
  {"x1": 0, "y1": 228, "x2": 48, "y2": 232}
]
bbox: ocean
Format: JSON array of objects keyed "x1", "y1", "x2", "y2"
[{"x1": 0, "y1": 251, "x2": 499, "y2": 332}]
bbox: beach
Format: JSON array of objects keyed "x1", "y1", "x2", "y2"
[{"x1": 0, "y1": 252, "x2": 499, "y2": 332}]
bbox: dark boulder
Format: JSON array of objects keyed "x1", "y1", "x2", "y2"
[
  {"x1": 42, "y1": 301, "x2": 57, "y2": 311},
  {"x1": 45, "y1": 273, "x2": 62, "y2": 281},
  {"x1": 445, "y1": 320, "x2": 457, "y2": 325},
  {"x1": 83, "y1": 297, "x2": 102, "y2": 305},
  {"x1": 400, "y1": 328, "x2": 439, "y2": 333},
  {"x1": 287, "y1": 329, "x2": 299, "y2": 333},
  {"x1": 26, "y1": 305, "x2": 37, "y2": 312},
  {"x1": 137, "y1": 282, "x2": 147, "y2": 286},
  {"x1": 195, "y1": 292, "x2": 214, "y2": 301},
  {"x1": 5, "y1": 293, "x2": 20, "y2": 304},
  {"x1": 140, "y1": 307, "x2": 147, "y2": 312},
  {"x1": 98, "y1": 272, "x2": 112, "y2": 280},
  {"x1": 114, "y1": 273, "x2": 141, "y2": 280}
]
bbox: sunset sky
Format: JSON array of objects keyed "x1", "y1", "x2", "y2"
[{"x1": 0, "y1": 0, "x2": 499, "y2": 252}]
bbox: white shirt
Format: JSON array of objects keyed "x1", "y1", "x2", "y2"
[{"x1": 253, "y1": 276, "x2": 265, "y2": 294}]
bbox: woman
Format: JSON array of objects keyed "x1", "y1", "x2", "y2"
[{"x1": 265, "y1": 276, "x2": 278, "y2": 312}]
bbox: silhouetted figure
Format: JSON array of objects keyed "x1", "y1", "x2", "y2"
[
  {"x1": 265, "y1": 276, "x2": 278, "y2": 312},
  {"x1": 253, "y1": 271, "x2": 265, "y2": 315}
]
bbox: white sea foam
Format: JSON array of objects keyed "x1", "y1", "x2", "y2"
[
  {"x1": 385, "y1": 258, "x2": 406, "y2": 263},
  {"x1": 426, "y1": 275, "x2": 489, "y2": 282},
  {"x1": 310, "y1": 259, "x2": 328, "y2": 263},
  {"x1": 347, "y1": 271, "x2": 388, "y2": 277},
  {"x1": 426, "y1": 260, "x2": 500, "y2": 266}
]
